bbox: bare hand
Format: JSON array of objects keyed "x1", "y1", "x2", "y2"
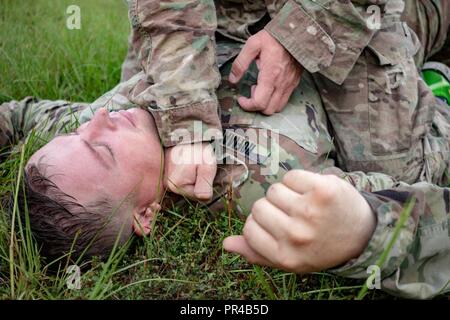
[
  {"x1": 164, "y1": 142, "x2": 217, "y2": 201},
  {"x1": 229, "y1": 30, "x2": 303, "y2": 115},
  {"x1": 223, "y1": 170, "x2": 376, "y2": 272}
]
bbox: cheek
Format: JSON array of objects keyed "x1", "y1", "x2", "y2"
[{"x1": 118, "y1": 134, "x2": 161, "y2": 166}]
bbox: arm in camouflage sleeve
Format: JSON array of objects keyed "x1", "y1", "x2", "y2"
[
  {"x1": 231, "y1": 146, "x2": 448, "y2": 298},
  {"x1": 0, "y1": 99, "x2": 26, "y2": 150},
  {"x1": 322, "y1": 167, "x2": 450, "y2": 299},
  {"x1": 126, "y1": 0, "x2": 222, "y2": 147},
  {"x1": 0, "y1": 97, "x2": 87, "y2": 154},
  {"x1": 218, "y1": 65, "x2": 449, "y2": 298},
  {"x1": 264, "y1": 0, "x2": 403, "y2": 85},
  {"x1": 0, "y1": 97, "x2": 44, "y2": 151}
]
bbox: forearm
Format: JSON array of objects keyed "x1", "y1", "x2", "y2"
[
  {"x1": 0, "y1": 98, "x2": 89, "y2": 152},
  {"x1": 0, "y1": 97, "x2": 41, "y2": 149},
  {"x1": 265, "y1": 0, "x2": 404, "y2": 84},
  {"x1": 126, "y1": 0, "x2": 222, "y2": 146},
  {"x1": 328, "y1": 172, "x2": 450, "y2": 299}
]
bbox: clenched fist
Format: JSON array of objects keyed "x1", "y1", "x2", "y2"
[
  {"x1": 224, "y1": 170, "x2": 377, "y2": 273},
  {"x1": 164, "y1": 142, "x2": 217, "y2": 201}
]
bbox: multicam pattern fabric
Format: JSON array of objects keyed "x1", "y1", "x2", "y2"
[
  {"x1": 1, "y1": 54, "x2": 449, "y2": 298},
  {"x1": 1, "y1": 0, "x2": 449, "y2": 299},
  {"x1": 118, "y1": 0, "x2": 450, "y2": 298}
]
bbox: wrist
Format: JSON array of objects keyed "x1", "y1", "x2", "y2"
[{"x1": 352, "y1": 195, "x2": 377, "y2": 259}]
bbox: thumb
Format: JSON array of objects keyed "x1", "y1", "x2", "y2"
[{"x1": 223, "y1": 236, "x2": 274, "y2": 267}]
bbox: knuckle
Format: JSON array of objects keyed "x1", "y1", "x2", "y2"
[
  {"x1": 232, "y1": 60, "x2": 244, "y2": 76},
  {"x1": 251, "y1": 198, "x2": 267, "y2": 216},
  {"x1": 267, "y1": 183, "x2": 282, "y2": 198},
  {"x1": 253, "y1": 95, "x2": 266, "y2": 108},
  {"x1": 247, "y1": 35, "x2": 260, "y2": 47},
  {"x1": 283, "y1": 170, "x2": 300, "y2": 184},
  {"x1": 270, "y1": 66, "x2": 283, "y2": 78},
  {"x1": 286, "y1": 226, "x2": 305, "y2": 245},
  {"x1": 276, "y1": 249, "x2": 299, "y2": 271},
  {"x1": 315, "y1": 176, "x2": 339, "y2": 201},
  {"x1": 290, "y1": 194, "x2": 304, "y2": 215},
  {"x1": 300, "y1": 203, "x2": 316, "y2": 223},
  {"x1": 262, "y1": 108, "x2": 275, "y2": 116},
  {"x1": 243, "y1": 220, "x2": 252, "y2": 239}
]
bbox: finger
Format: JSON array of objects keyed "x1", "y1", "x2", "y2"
[
  {"x1": 265, "y1": 183, "x2": 307, "y2": 217},
  {"x1": 165, "y1": 164, "x2": 195, "y2": 192},
  {"x1": 251, "y1": 85, "x2": 256, "y2": 97},
  {"x1": 223, "y1": 236, "x2": 275, "y2": 267},
  {"x1": 282, "y1": 169, "x2": 324, "y2": 195},
  {"x1": 229, "y1": 37, "x2": 261, "y2": 84},
  {"x1": 238, "y1": 68, "x2": 275, "y2": 112},
  {"x1": 194, "y1": 162, "x2": 217, "y2": 201},
  {"x1": 243, "y1": 214, "x2": 279, "y2": 261},
  {"x1": 167, "y1": 179, "x2": 196, "y2": 198},
  {"x1": 251, "y1": 198, "x2": 292, "y2": 239},
  {"x1": 275, "y1": 87, "x2": 294, "y2": 113},
  {"x1": 235, "y1": 85, "x2": 255, "y2": 111},
  {"x1": 263, "y1": 89, "x2": 284, "y2": 115}
]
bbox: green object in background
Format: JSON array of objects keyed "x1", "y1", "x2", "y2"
[{"x1": 422, "y1": 62, "x2": 450, "y2": 105}]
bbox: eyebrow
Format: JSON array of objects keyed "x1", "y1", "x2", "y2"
[{"x1": 81, "y1": 139, "x2": 115, "y2": 169}]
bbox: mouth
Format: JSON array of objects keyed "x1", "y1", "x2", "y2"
[{"x1": 118, "y1": 110, "x2": 136, "y2": 127}]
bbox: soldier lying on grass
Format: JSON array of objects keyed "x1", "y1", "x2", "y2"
[
  {"x1": 1, "y1": 0, "x2": 449, "y2": 300},
  {"x1": 1, "y1": 58, "x2": 449, "y2": 299}
]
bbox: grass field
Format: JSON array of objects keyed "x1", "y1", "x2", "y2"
[{"x1": 0, "y1": 0, "x2": 395, "y2": 300}]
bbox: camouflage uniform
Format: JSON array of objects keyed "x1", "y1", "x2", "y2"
[
  {"x1": 1, "y1": 51, "x2": 449, "y2": 298},
  {"x1": 117, "y1": 0, "x2": 450, "y2": 298},
  {"x1": 1, "y1": 0, "x2": 449, "y2": 299}
]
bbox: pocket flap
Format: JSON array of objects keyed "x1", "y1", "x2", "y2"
[{"x1": 368, "y1": 22, "x2": 420, "y2": 66}]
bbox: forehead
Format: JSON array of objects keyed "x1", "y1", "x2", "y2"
[{"x1": 28, "y1": 135, "x2": 108, "y2": 204}]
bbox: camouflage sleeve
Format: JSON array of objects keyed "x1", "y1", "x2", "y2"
[
  {"x1": 264, "y1": 0, "x2": 401, "y2": 85},
  {"x1": 126, "y1": 0, "x2": 223, "y2": 147},
  {"x1": 0, "y1": 97, "x2": 88, "y2": 153},
  {"x1": 325, "y1": 168, "x2": 450, "y2": 299},
  {"x1": 215, "y1": 58, "x2": 449, "y2": 299},
  {"x1": 0, "y1": 97, "x2": 32, "y2": 149}
]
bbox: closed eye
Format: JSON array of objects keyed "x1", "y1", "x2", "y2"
[
  {"x1": 92, "y1": 142, "x2": 115, "y2": 161},
  {"x1": 64, "y1": 131, "x2": 115, "y2": 161}
]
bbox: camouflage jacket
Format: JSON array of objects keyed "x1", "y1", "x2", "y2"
[
  {"x1": 1, "y1": 52, "x2": 449, "y2": 298},
  {"x1": 123, "y1": 0, "x2": 445, "y2": 142},
  {"x1": 118, "y1": 0, "x2": 450, "y2": 298},
  {"x1": 123, "y1": 0, "x2": 449, "y2": 179}
]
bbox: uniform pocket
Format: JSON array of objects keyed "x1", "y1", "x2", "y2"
[
  {"x1": 316, "y1": 22, "x2": 427, "y2": 180},
  {"x1": 366, "y1": 23, "x2": 419, "y2": 156}
]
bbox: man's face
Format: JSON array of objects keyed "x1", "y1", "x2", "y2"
[{"x1": 28, "y1": 107, "x2": 164, "y2": 231}]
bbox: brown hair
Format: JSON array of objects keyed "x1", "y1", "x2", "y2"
[{"x1": 15, "y1": 163, "x2": 133, "y2": 261}]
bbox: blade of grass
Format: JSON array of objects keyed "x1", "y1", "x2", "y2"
[{"x1": 356, "y1": 197, "x2": 416, "y2": 300}]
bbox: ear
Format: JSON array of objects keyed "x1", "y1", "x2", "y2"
[{"x1": 132, "y1": 202, "x2": 161, "y2": 236}]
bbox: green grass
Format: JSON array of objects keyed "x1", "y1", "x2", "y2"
[{"x1": 0, "y1": 0, "x2": 394, "y2": 300}]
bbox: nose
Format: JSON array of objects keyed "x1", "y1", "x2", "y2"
[{"x1": 80, "y1": 107, "x2": 116, "y2": 140}]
